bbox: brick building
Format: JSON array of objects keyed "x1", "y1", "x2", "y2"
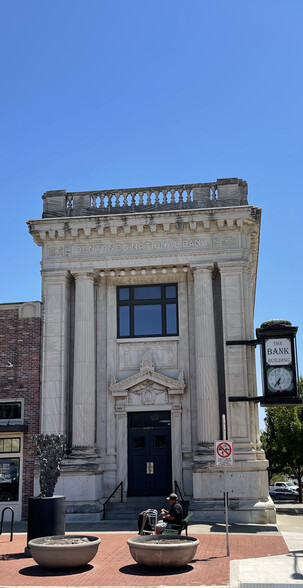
[{"x1": 0, "y1": 302, "x2": 41, "y2": 519}]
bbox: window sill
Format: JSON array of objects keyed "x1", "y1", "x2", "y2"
[{"x1": 117, "y1": 336, "x2": 180, "y2": 343}]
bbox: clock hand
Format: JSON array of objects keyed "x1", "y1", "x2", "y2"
[{"x1": 275, "y1": 378, "x2": 281, "y2": 387}]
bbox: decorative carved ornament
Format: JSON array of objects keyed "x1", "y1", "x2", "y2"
[{"x1": 109, "y1": 352, "x2": 185, "y2": 407}]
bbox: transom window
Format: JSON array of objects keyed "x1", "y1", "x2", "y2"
[{"x1": 117, "y1": 284, "x2": 178, "y2": 338}]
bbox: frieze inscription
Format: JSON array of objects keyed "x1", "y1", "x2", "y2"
[{"x1": 47, "y1": 234, "x2": 239, "y2": 259}]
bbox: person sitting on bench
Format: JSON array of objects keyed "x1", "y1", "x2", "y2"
[{"x1": 155, "y1": 493, "x2": 183, "y2": 534}]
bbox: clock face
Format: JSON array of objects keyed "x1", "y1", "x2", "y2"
[{"x1": 267, "y1": 367, "x2": 293, "y2": 392}]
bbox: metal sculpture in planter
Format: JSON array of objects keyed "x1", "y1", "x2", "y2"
[{"x1": 33, "y1": 434, "x2": 66, "y2": 497}]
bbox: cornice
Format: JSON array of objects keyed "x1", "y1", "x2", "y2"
[{"x1": 27, "y1": 205, "x2": 261, "y2": 246}]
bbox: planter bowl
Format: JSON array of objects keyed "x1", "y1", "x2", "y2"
[
  {"x1": 28, "y1": 535, "x2": 101, "y2": 569},
  {"x1": 127, "y1": 534, "x2": 199, "y2": 568}
]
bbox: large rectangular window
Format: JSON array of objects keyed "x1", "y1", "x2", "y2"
[{"x1": 117, "y1": 284, "x2": 178, "y2": 338}]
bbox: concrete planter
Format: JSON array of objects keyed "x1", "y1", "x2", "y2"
[
  {"x1": 127, "y1": 534, "x2": 199, "y2": 568},
  {"x1": 28, "y1": 535, "x2": 101, "y2": 569}
]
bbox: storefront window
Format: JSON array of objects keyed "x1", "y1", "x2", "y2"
[{"x1": 0, "y1": 457, "x2": 20, "y2": 501}]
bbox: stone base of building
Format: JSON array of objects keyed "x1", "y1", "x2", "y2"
[{"x1": 190, "y1": 498, "x2": 276, "y2": 524}]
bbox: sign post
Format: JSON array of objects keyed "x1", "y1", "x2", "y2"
[{"x1": 214, "y1": 415, "x2": 234, "y2": 557}]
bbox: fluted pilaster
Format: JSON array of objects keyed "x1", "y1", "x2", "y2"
[
  {"x1": 72, "y1": 272, "x2": 96, "y2": 447},
  {"x1": 193, "y1": 266, "x2": 220, "y2": 443}
]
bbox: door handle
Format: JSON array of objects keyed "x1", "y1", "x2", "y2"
[{"x1": 146, "y1": 462, "x2": 154, "y2": 474}]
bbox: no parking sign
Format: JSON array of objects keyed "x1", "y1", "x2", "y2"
[{"x1": 214, "y1": 440, "x2": 234, "y2": 466}]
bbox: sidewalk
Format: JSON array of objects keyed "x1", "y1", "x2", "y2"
[{"x1": 0, "y1": 520, "x2": 293, "y2": 587}]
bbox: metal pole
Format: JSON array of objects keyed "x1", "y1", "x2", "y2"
[{"x1": 222, "y1": 414, "x2": 230, "y2": 557}]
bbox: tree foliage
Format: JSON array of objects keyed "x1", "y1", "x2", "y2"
[{"x1": 261, "y1": 377, "x2": 303, "y2": 502}]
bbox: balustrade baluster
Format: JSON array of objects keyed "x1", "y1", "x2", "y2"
[
  {"x1": 67, "y1": 195, "x2": 73, "y2": 209},
  {"x1": 91, "y1": 195, "x2": 97, "y2": 208},
  {"x1": 138, "y1": 191, "x2": 143, "y2": 206}
]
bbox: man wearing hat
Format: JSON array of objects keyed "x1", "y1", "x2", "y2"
[{"x1": 155, "y1": 492, "x2": 183, "y2": 534}]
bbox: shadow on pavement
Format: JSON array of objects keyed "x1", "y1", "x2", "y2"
[
  {"x1": 19, "y1": 563, "x2": 93, "y2": 577},
  {"x1": 119, "y1": 563, "x2": 194, "y2": 576},
  {"x1": 0, "y1": 552, "x2": 28, "y2": 560}
]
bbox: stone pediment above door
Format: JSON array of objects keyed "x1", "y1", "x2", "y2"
[{"x1": 109, "y1": 352, "x2": 185, "y2": 407}]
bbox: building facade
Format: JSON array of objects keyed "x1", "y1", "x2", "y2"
[
  {"x1": 0, "y1": 302, "x2": 41, "y2": 520},
  {"x1": 27, "y1": 177, "x2": 274, "y2": 523}
]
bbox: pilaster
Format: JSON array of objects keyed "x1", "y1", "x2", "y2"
[
  {"x1": 192, "y1": 265, "x2": 220, "y2": 446},
  {"x1": 41, "y1": 270, "x2": 71, "y2": 434},
  {"x1": 72, "y1": 272, "x2": 96, "y2": 448},
  {"x1": 219, "y1": 262, "x2": 253, "y2": 445}
]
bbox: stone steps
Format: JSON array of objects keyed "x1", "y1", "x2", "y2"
[{"x1": 103, "y1": 496, "x2": 167, "y2": 521}]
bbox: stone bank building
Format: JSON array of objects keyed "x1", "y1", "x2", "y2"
[{"x1": 26, "y1": 177, "x2": 273, "y2": 523}]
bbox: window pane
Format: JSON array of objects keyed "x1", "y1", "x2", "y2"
[
  {"x1": 119, "y1": 306, "x2": 130, "y2": 336},
  {"x1": 154, "y1": 435, "x2": 166, "y2": 448},
  {"x1": 166, "y1": 303, "x2": 177, "y2": 334},
  {"x1": 11, "y1": 439, "x2": 20, "y2": 452},
  {"x1": 3, "y1": 440, "x2": 12, "y2": 453},
  {"x1": 0, "y1": 458, "x2": 19, "y2": 501},
  {"x1": 165, "y1": 285, "x2": 176, "y2": 299},
  {"x1": 134, "y1": 437, "x2": 145, "y2": 448},
  {"x1": 0, "y1": 403, "x2": 21, "y2": 420},
  {"x1": 118, "y1": 287, "x2": 130, "y2": 301},
  {"x1": 134, "y1": 286, "x2": 161, "y2": 300},
  {"x1": 134, "y1": 305, "x2": 162, "y2": 335}
]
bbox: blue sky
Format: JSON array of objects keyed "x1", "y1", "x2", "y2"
[{"x1": 1, "y1": 0, "x2": 302, "y2": 426}]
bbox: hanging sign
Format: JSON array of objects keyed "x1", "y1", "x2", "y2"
[
  {"x1": 214, "y1": 440, "x2": 234, "y2": 466},
  {"x1": 256, "y1": 321, "x2": 298, "y2": 403}
]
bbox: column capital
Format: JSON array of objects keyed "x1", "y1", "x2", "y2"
[
  {"x1": 72, "y1": 271, "x2": 95, "y2": 282},
  {"x1": 217, "y1": 261, "x2": 250, "y2": 273},
  {"x1": 41, "y1": 270, "x2": 72, "y2": 283},
  {"x1": 191, "y1": 264, "x2": 214, "y2": 277}
]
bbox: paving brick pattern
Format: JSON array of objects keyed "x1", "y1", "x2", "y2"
[{"x1": 0, "y1": 532, "x2": 288, "y2": 586}]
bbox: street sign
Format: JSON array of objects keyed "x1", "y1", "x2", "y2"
[{"x1": 214, "y1": 440, "x2": 234, "y2": 466}]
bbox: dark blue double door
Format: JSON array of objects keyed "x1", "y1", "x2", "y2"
[{"x1": 128, "y1": 411, "x2": 172, "y2": 496}]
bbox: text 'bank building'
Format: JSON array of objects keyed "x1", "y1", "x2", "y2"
[{"x1": 28, "y1": 177, "x2": 274, "y2": 523}]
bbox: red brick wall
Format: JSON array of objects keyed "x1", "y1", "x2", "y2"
[{"x1": 0, "y1": 306, "x2": 41, "y2": 519}]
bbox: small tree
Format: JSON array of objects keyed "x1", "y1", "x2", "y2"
[{"x1": 261, "y1": 377, "x2": 303, "y2": 502}]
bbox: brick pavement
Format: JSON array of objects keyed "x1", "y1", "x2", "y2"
[{"x1": 0, "y1": 532, "x2": 289, "y2": 586}]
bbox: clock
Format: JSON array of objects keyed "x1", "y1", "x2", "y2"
[
  {"x1": 256, "y1": 321, "x2": 299, "y2": 404},
  {"x1": 267, "y1": 366, "x2": 293, "y2": 393}
]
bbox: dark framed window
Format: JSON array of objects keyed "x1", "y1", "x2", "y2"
[
  {"x1": 0, "y1": 402, "x2": 22, "y2": 422},
  {"x1": 0, "y1": 457, "x2": 20, "y2": 501},
  {"x1": 117, "y1": 284, "x2": 178, "y2": 338}
]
